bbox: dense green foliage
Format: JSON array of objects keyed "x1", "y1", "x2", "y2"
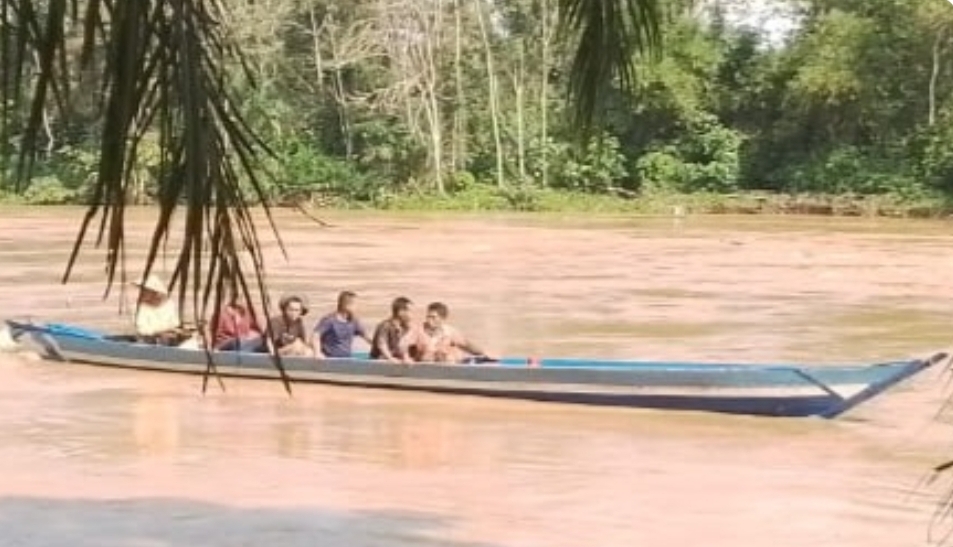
[{"x1": 3, "y1": 0, "x2": 953, "y2": 208}]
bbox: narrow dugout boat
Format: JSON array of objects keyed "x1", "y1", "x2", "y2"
[{"x1": 3, "y1": 319, "x2": 944, "y2": 419}]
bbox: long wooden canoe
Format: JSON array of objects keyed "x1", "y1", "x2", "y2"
[{"x1": 3, "y1": 319, "x2": 944, "y2": 419}]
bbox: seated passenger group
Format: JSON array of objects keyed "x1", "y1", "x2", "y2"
[{"x1": 130, "y1": 274, "x2": 491, "y2": 364}]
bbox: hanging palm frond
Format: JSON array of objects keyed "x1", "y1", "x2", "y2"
[
  {"x1": 556, "y1": 0, "x2": 662, "y2": 135},
  {"x1": 0, "y1": 0, "x2": 292, "y2": 392},
  {"x1": 0, "y1": 0, "x2": 663, "y2": 394}
]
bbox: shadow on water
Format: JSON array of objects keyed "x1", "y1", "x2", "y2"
[{"x1": 0, "y1": 496, "x2": 496, "y2": 547}]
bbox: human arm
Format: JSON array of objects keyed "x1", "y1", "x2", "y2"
[
  {"x1": 265, "y1": 337, "x2": 278, "y2": 355},
  {"x1": 310, "y1": 316, "x2": 329, "y2": 359},
  {"x1": 399, "y1": 326, "x2": 426, "y2": 364},
  {"x1": 278, "y1": 340, "x2": 310, "y2": 357},
  {"x1": 310, "y1": 339, "x2": 326, "y2": 359},
  {"x1": 453, "y1": 329, "x2": 492, "y2": 360},
  {"x1": 263, "y1": 317, "x2": 280, "y2": 355},
  {"x1": 355, "y1": 319, "x2": 372, "y2": 345},
  {"x1": 458, "y1": 338, "x2": 485, "y2": 357},
  {"x1": 374, "y1": 323, "x2": 401, "y2": 363},
  {"x1": 375, "y1": 337, "x2": 396, "y2": 362}
]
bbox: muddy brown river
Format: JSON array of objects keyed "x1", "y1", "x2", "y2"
[{"x1": 2, "y1": 206, "x2": 953, "y2": 546}]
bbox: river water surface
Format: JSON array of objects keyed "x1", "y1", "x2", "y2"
[{"x1": 2, "y1": 207, "x2": 953, "y2": 546}]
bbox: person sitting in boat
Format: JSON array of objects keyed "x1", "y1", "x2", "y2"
[
  {"x1": 313, "y1": 290, "x2": 371, "y2": 359},
  {"x1": 369, "y1": 296, "x2": 418, "y2": 364},
  {"x1": 266, "y1": 295, "x2": 312, "y2": 357},
  {"x1": 416, "y1": 302, "x2": 490, "y2": 364},
  {"x1": 131, "y1": 273, "x2": 185, "y2": 346},
  {"x1": 211, "y1": 292, "x2": 265, "y2": 352}
]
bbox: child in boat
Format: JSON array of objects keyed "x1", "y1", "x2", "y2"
[
  {"x1": 266, "y1": 295, "x2": 312, "y2": 357},
  {"x1": 415, "y1": 302, "x2": 490, "y2": 364}
]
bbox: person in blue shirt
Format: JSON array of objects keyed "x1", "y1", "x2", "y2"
[{"x1": 313, "y1": 291, "x2": 371, "y2": 358}]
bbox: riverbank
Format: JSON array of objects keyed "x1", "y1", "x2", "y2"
[
  {"x1": 5, "y1": 184, "x2": 953, "y2": 218},
  {"x1": 347, "y1": 186, "x2": 953, "y2": 219}
]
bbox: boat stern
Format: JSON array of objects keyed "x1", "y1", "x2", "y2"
[{"x1": 0, "y1": 319, "x2": 39, "y2": 354}]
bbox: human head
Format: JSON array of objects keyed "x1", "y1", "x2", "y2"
[
  {"x1": 391, "y1": 296, "x2": 413, "y2": 325},
  {"x1": 337, "y1": 291, "x2": 357, "y2": 317},
  {"x1": 228, "y1": 290, "x2": 248, "y2": 309},
  {"x1": 425, "y1": 302, "x2": 449, "y2": 329},
  {"x1": 280, "y1": 295, "x2": 308, "y2": 320},
  {"x1": 132, "y1": 273, "x2": 169, "y2": 306}
]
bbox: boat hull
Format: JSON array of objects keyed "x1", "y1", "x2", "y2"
[{"x1": 4, "y1": 320, "x2": 943, "y2": 418}]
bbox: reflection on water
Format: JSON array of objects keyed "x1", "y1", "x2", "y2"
[
  {"x1": 133, "y1": 396, "x2": 181, "y2": 458},
  {"x1": 0, "y1": 208, "x2": 952, "y2": 546},
  {"x1": 0, "y1": 364, "x2": 947, "y2": 547}
]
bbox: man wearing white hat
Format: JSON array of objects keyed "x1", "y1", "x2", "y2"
[{"x1": 131, "y1": 273, "x2": 183, "y2": 345}]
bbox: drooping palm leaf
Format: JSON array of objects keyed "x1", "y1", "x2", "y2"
[
  {"x1": 556, "y1": 0, "x2": 662, "y2": 134},
  {"x1": 0, "y1": 0, "x2": 662, "y2": 395},
  {"x1": 0, "y1": 0, "x2": 292, "y2": 393}
]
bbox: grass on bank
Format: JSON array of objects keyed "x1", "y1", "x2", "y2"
[
  {"x1": 373, "y1": 185, "x2": 953, "y2": 218},
  {"x1": 4, "y1": 180, "x2": 953, "y2": 218}
]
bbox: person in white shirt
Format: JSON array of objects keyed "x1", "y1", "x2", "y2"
[{"x1": 131, "y1": 274, "x2": 183, "y2": 345}]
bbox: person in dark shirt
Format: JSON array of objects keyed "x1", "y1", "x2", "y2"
[
  {"x1": 313, "y1": 291, "x2": 370, "y2": 358},
  {"x1": 266, "y1": 295, "x2": 310, "y2": 357},
  {"x1": 370, "y1": 296, "x2": 417, "y2": 364}
]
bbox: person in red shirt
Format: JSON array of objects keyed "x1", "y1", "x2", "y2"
[{"x1": 211, "y1": 293, "x2": 264, "y2": 352}]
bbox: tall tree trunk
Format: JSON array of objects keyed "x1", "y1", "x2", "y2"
[
  {"x1": 325, "y1": 13, "x2": 354, "y2": 159},
  {"x1": 308, "y1": 6, "x2": 325, "y2": 93},
  {"x1": 476, "y1": 3, "x2": 505, "y2": 188},
  {"x1": 424, "y1": 0, "x2": 444, "y2": 193},
  {"x1": 451, "y1": 0, "x2": 466, "y2": 174},
  {"x1": 514, "y1": 40, "x2": 526, "y2": 183},
  {"x1": 539, "y1": 0, "x2": 552, "y2": 187},
  {"x1": 930, "y1": 25, "x2": 947, "y2": 127}
]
